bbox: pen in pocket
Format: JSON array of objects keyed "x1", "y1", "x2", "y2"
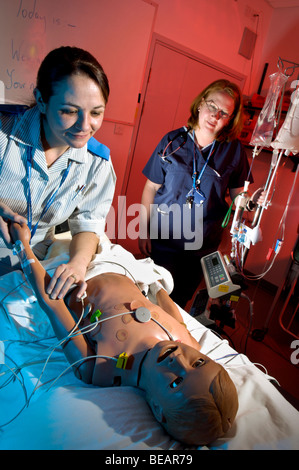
[{"x1": 72, "y1": 184, "x2": 86, "y2": 200}]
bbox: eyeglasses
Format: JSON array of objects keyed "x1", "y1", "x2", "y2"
[{"x1": 203, "y1": 99, "x2": 232, "y2": 120}]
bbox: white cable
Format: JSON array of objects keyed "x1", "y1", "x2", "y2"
[
  {"x1": 46, "y1": 354, "x2": 118, "y2": 391},
  {"x1": 151, "y1": 317, "x2": 174, "y2": 340},
  {"x1": 0, "y1": 285, "x2": 176, "y2": 426},
  {"x1": 242, "y1": 159, "x2": 298, "y2": 280},
  {"x1": 26, "y1": 297, "x2": 88, "y2": 401},
  {"x1": 0, "y1": 363, "x2": 28, "y2": 428}
]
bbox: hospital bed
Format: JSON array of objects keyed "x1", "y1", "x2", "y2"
[{"x1": 0, "y1": 235, "x2": 299, "y2": 450}]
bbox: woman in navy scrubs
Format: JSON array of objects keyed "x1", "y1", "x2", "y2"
[{"x1": 139, "y1": 79, "x2": 261, "y2": 308}]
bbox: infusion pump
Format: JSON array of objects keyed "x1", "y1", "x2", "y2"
[{"x1": 200, "y1": 251, "x2": 241, "y2": 299}]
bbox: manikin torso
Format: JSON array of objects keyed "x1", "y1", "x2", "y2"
[{"x1": 66, "y1": 273, "x2": 200, "y2": 387}]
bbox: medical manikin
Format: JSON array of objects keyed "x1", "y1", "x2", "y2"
[{"x1": 8, "y1": 221, "x2": 238, "y2": 447}]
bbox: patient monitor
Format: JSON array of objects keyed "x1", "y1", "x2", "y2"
[
  {"x1": 200, "y1": 251, "x2": 241, "y2": 299},
  {"x1": 191, "y1": 251, "x2": 243, "y2": 330}
]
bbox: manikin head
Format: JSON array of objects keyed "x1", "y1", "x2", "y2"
[{"x1": 139, "y1": 341, "x2": 238, "y2": 446}]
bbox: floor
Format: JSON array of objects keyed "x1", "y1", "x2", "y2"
[{"x1": 186, "y1": 265, "x2": 299, "y2": 407}]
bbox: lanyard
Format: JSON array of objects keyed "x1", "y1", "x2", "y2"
[
  {"x1": 26, "y1": 147, "x2": 72, "y2": 241},
  {"x1": 192, "y1": 132, "x2": 216, "y2": 190}
]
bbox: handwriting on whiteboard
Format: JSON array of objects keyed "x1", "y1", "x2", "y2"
[
  {"x1": 2, "y1": 1, "x2": 77, "y2": 98},
  {"x1": 16, "y1": 0, "x2": 77, "y2": 32}
]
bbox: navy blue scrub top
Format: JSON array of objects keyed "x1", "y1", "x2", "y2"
[{"x1": 142, "y1": 127, "x2": 253, "y2": 249}]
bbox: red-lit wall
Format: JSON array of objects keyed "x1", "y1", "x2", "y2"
[
  {"x1": 1, "y1": 0, "x2": 298, "y2": 288},
  {"x1": 112, "y1": 0, "x2": 299, "y2": 288}
]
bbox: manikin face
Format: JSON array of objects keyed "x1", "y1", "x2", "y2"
[
  {"x1": 197, "y1": 90, "x2": 235, "y2": 139},
  {"x1": 37, "y1": 74, "x2": 106, "y2": 151},
  {"x1": 140, "y1": 341, "x2": 223, "y2": 416}
]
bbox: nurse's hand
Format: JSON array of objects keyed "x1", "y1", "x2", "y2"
[
  {"x1": 139, "y1": 236, "x2": 151, "y2": 257},
  {"x1": 46, "y1": 261, "x2": 87, "y2": 301},
  {"x1": 0, "y1": 202, "x2": 27, "y2": 247},
  {"x1": 247, "y1": 188, "x2": 267, "y2": 210},
  {"x1": 252, "y1": 188, "x2": 266, "y2": 206}
]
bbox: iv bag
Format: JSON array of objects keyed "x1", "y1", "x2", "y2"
[
  {"x1": 250, "y1": 72, "x2": 288, "y2": 147},
  {"x1": 271, "y1": 85, "x2": 299, "y2": 154}
]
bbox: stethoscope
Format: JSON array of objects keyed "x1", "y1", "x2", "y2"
[
  {"x1": 186, "y1": 133, "x2": 216, "y2": 208},
  {"x1": 26, "y1": 147, "x2": 72, "y2": 241},
  {"x1": 158, "y1": 128, "x2": 189, "y2": 164},
  {"x1": 159, "y1": 128, "x2": 216, "y2": 208}
]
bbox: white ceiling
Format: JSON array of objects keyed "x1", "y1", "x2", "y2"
[{"x1": 265, "y1": 0, "x2": 299, "y2": 7}]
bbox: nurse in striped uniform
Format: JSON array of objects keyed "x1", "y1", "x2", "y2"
[{"x1": 0, "y1": 46, "x2": 116, "y2": 301}]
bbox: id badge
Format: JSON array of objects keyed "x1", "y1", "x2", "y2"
[
  {"x1": 186, "y1": 188, "x2": 206, "y2": 207},
  {"x1": 194, "y1": 189, "x2": 206, "y2": 205}
]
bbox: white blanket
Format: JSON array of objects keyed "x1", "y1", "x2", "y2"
[{"x1": 0, "y1": 240, "x2": 299, "y2": 450}]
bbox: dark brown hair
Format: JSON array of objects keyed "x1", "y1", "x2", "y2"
[
  {"x1": 36, "y1": 46, "x2": 109, "y2": 104},
  {"x1": 157, "y1": 367, "x2": 239, "y2": 446}
]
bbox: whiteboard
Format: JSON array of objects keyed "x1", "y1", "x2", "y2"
[{"x1": 0, "y1": 0, "x2": 155, "y2": 123}]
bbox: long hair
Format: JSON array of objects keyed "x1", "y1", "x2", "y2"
[
  {"x1": 35, "y1": 46, "x2": 110, "y2": 104},
  {"x1": 159, "y1": 367, "x2": 239, "y2": 446},
  {"x1": 187, "y1": 79, "x2": 244, "y2": 142}
]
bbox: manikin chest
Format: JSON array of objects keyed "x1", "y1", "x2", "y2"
[
  {"x1": 87, "y1": 305, "x2": 178, "y2": 387},
  {"x1": 65, "y1": 273, "x2": 198, "y2": 387}
]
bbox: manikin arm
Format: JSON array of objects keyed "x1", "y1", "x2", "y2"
[
  {"x1": 150, "y1": 281, "x2": 184, "y2": 323},
  {"x1": 152, "y1": 282, "x2": 201, "y2": 350},
  {"x1": 9, "y1": 222, "x2": 95, "y2": 383},
  {"x1": 156, "y1": 288, "x2": 184, "y2": 322}
]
